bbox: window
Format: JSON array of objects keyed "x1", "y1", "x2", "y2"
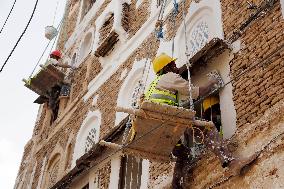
[
  {"x1": 71, "y1": 53, "x2": 77, "y2": 66},
  {"x1": 48, "y1": 85, "x2": 61, "y2": 124},
  {"x1": 79, "y1": 32, "x2": 93, "y2": 62},
  {"x1": 82, "y1": 183, "x2": 89, "y2": 189},
  {"x1": 180, "y1": 51, "x2": 237, "y2": 139},
  {"x1": 80, "y1": 0, "x2": 96, "y2": 21},
  {"x1": 47, "y1": 154, "x2": 61, "y2": 188},
  {"x1": 84, "y1": 128, "x2": 97, "y2": 153},
  {"x1": 115, "y1": 60, "x2": 149, "y2": 126},
  {"x1": 72, "y1": 111, "x2": 101, "y2": 167},
  {"x1": 188, "y1": 21, "x2": 209, "y2": 57},
  {"x1": 194, "y1": 94, "x2": 222, "y2": 134},
  {"x1": 119, "y1": 155, "x2": 143, "y2": 189}
]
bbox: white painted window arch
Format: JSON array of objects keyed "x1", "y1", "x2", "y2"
[
  {"x1": 72, "y1": 110, "x2": 102, "y2": 167},
  {"x1": 175, "y1": 0, "x2": 223, "y2": 67},
  {"x1": 78, "y1": 28, "x2": 94, "y2": 64},
  {"x1": 115, "y1": 59, "x2": 154, "y2": 126}
]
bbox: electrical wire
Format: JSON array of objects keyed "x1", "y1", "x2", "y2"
[
  {"x1": 0, "y1": 0, "x2": 17, "y2": 34},
  {"x1": 0, "y1": 0, "x2": 39, "y2": 73}
]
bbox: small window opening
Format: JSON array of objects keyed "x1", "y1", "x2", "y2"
[
  {"x1": 81, "y1": 183, "x2": 89, "y2": 189},
  {"x1": 119, "y1": 155, "x2": 142, "y2": 189},
  {"x1": 48, "y1": 85, "x2": 61, "y2": 124},
  {"x1": 195, "y1": 94, "x2": 222, "y2": 134},
  {"x1": 81, "y1": 0, "x2": 96, "y2": 21},
  {"x1": 47, "y1": 84, "x2": 71, "y2": 124},
  {"x1": 71, "y1": 53, "x2": 77, "y2": 67}
]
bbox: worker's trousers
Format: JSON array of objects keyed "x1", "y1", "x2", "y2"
[{"x1": 172, "y1": 126, "x2": 233, "y2": 188}]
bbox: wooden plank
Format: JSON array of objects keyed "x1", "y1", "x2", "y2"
[
  {"x1": 23, "y1": 64, "x2": 65, "y2": 96},
  {"x1": 127, "y1": 116, "x2": 188, "y2": 157},
  {"x1": 141, "y1": 101, "x2": 196, "y2": 119}
]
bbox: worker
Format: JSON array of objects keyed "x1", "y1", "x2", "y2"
[
  {"x1": 202, "y1": 96, "x2": 223, "y2": 135},
  {"x1": 48, "y1": 50, "x2": 76, "y2": 69},
  {"x1": 145, "y1": 53, "x2": 256, "y2": 189},
  {"x1": 144, "y1": 53, "x2": 217, "y2": 105}
]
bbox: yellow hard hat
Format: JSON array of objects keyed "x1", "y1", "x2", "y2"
[
  {"x1": 152, "y1": 53, "x2": 177, "y2": 73},
  {"x1": 203, "y1": 96, "x2": 219, "y2": 112}
]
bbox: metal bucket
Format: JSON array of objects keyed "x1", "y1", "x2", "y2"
[{"x1": 45, "y1": 26, "x2": 58, "y2": 40}]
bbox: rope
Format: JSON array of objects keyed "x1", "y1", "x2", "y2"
[
  {"x1": 192, "y1": 126, "x2": 205, "y2": 145},
  {"x1": 29, "y1": 19, "x2": 63, "y2": 78},
  {"x1": 180, "y1": 0, "x2": 194, "y2": 111},
  {"x1": 171, "y1": 0, "x2": 179, "y2": 57},
  {"x1": 156, "y1": 0, "x2": 167, "y2": 39},
  {"x1": 0, "y1": 0, "x2": 17, "y2": 34},
  {"x1": 0, "y1": 0, "x2": 39, "y2": 73},
  {"x1": 52, "y1": 0, "x2": 59, "y2": 26}
]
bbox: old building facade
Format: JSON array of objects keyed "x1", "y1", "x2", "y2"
[{"x1": 15, "y1": 0, "x2": 284, "y2": 188}]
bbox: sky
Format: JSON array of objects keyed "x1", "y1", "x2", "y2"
[{"x1": 0, "y1": 0, "x2": 66, "y2": 188}]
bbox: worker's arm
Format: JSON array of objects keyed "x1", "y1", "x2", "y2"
[
  {"x1": 157, "y1": 72, "x2": 199, "y2": 99},
  {"x1": 55, "y1": 62, "x2": 74, "y2": 69},
  {"x1": 52, "y1": 59, "x2": 77, "y2": 69}
]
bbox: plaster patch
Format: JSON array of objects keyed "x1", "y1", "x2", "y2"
[
  {"x1": 120, "y1": 68, "x2": 128, "y2": 80},
  {"x1": 92, "y1": 95, "x2": 99, "y2": 106},
  {"x1": 231, "y1": 39, "x2": 241, "y2": 53}
]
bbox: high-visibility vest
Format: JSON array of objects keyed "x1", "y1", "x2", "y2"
[{"x1": 145, "y1": 75, "x2": 178, "y2": 106}]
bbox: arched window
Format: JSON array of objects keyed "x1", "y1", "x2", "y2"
[
  {"x1": 80, "y1": 0, "x2": 95, "y2": 21},
  {"x1": 176, "y1": 0, "x2": 223, "y2": 67},
  {"x1": 115, "y1": 59, "x2": 154, "y2": 126},
  {"x1": 79, "y1": 31, "x2": 93, "y2": 63},
  {"x1": 71, "y1": 53, "x2": 77, "y2": 66},
  {"x1": 65, "y1": 143, "x2": 73, "y2": 170},
  {"x1": 72, "y1": 110, "x2": 101, "y2": 167},
  {"x1": 47, "y1": 153, "x2": 61, "y2": 188},
  {"x1": 175, "y1": 0, "x2": 236, "y2": 138}
]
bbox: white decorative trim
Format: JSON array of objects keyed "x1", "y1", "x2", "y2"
[
  {"x1": 120, "y1": 68, "x2": 128, "y2": 80},
  {"x1": 36, "y1": 157, "x2": 47, "y2": 189},
  {"x1": 281, "y1": 0, "x2": 284, "y2": 18},
  {"x1": 115, "y1": 59, "x2": 150, "y2": 126},
  {"x1": 27, "y1": 163, "x2": 37, "y2": 189},
  {"x1": 175, "y1": 0, "x2": 223, "y2": 67},
  {"x1": 65, "y1": 0, "x2": 105, "y2": 51},
  {"x1": 77, "y1": 27, "x2": 95, "y2": 66},
  {"x1": 140, "y1": 160, "x2": 150, "y2": 189},
  {"x1": 135, "y1": 0, "x2": 144, "y2": 8},
  {"x1": 72, "y1": 110, "x2": 102, "y2": 167},
  {"x1": 109, "y1": 155, "x2": 121, "y2": 189},
  {"x1": 92, "y1": 95, "x2": 99, "y2": 107},
  {"x1": 231, "y1": 39, "x2": 241, "y2": 53}
]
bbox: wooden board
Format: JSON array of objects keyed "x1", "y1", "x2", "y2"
[
  {"x1": 24, "y1": 64, "x2": 65, "y2": 96},
  {"x1": 126, "y1": 101, "x2": 196, "y2": 159}
]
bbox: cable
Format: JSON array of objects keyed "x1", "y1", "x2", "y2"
[
  {"x1": 0, "y1": 0, "x2": 39, "y2": 73},
  {"x1": 0, "y1": 0, "x2": 17, "y2": 34}
]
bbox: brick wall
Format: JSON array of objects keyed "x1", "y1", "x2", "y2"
[
  {"x1": 15, "y1": 0, "x2": 284, "y2": 188},
  {"x1": 226, "y1": 1, "x2": 284, "y2": 127}
]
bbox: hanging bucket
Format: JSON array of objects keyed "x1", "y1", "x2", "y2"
[{"x1": 45, "y1": 26, "x2": 58, "y2": 40}]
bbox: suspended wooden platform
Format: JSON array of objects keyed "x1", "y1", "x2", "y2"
[
  {"x1": 101, "y1": 101, "x2": 214, "y2": 161},
  {"x1": 23, "y1": 64, "x2": 65, "y2": 96}
]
